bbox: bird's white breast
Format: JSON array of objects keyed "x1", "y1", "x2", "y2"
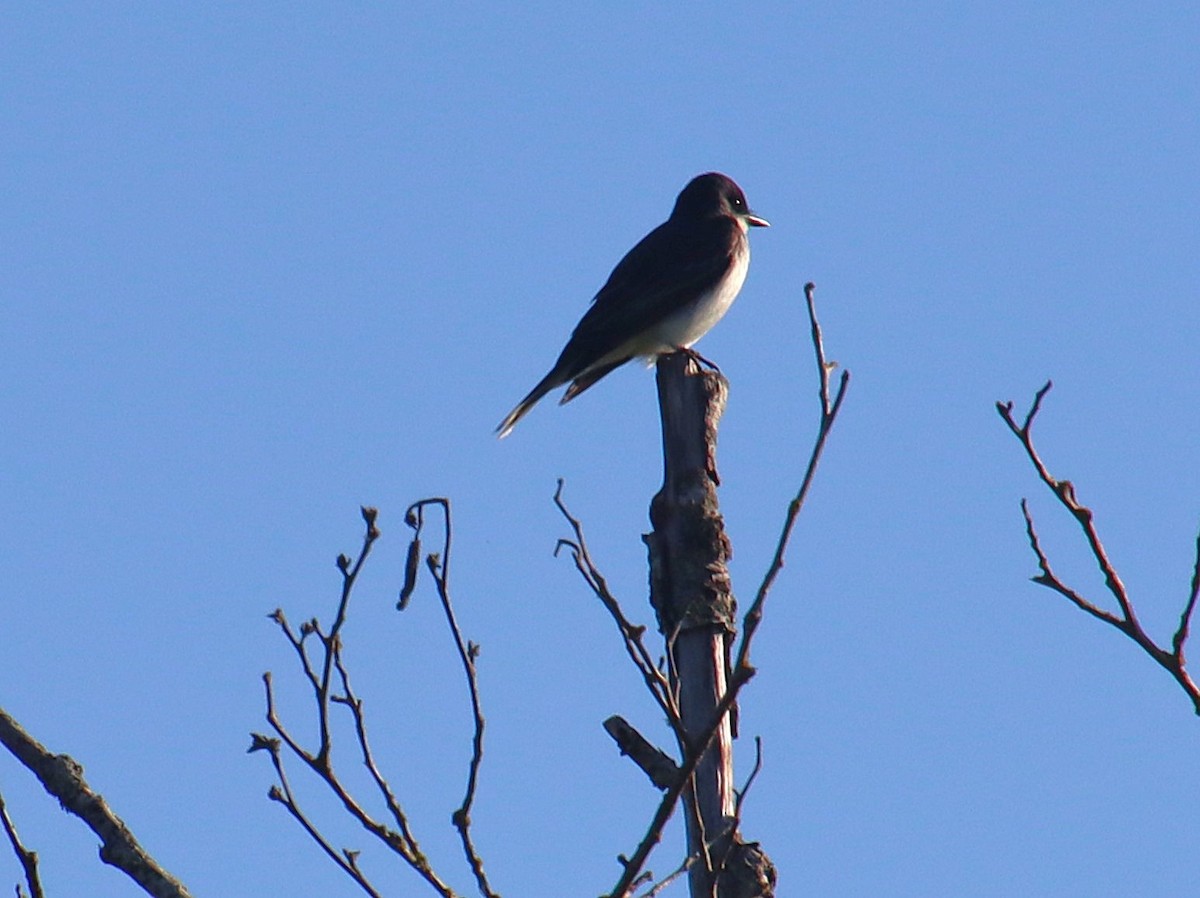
[{"x1": 645, "y1": 242, "x2": 749, "y2": 354}]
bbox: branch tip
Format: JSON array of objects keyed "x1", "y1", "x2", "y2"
[{"x1": 1001, "y1": 382, "x2": 1200, "y2": 713}]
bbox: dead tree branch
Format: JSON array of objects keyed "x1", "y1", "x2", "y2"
[
  {"x1": 997, "y1": 381, "x2": 1200, "y2": 715},
  {"x1": 403, "y1": 499, "x2": 499, "y2": 898},
  {"x1": 555, "y1": 485, "x2": 686, "y2": 745},
  {"x1": 0, "y1": 787, "x2": 44, "y2": 898},
  {"x1": 603, "y1": 716, "x2": 680, "y2": 790},
  {"x1": 737, "y1": 282, "x2": 850, "y2": 677},
  {"x1": 632, "y1": 738, "x2": 763, "y2": 898},
  {"x1": 253, "y1": 503, "x2": 499, "y2": 897},
  {"x1": 645, "y1": 347, "x2": 742, "y2": 897},
  {"x1": 0, "y1": 706, "x2": 192, "y2": 898}
]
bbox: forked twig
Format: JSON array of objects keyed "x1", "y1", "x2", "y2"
[
  {"x1": 997, "y1": 382, "x2": 1200, "y2": 715},
  {"x1": 252, "y1": 504, "x2": 487, "y2": 898},
  {"x1": 250, "y1": 729, "x2": 386, "y2": 898},
  {"x1": 404, "y1": 499, "x2": 499, "y2": 898}
]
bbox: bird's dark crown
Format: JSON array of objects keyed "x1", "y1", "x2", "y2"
[{"x1": 670, "y1": 172, "x2": 751, "y2": 220}]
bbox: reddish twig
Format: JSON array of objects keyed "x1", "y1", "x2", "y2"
[{"x1": 997, "y1": 381, "x2": 1200, "y2": 715}]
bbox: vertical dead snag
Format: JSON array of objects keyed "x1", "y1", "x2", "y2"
[{"x1": 644, "y1": 351, "x2": 768, "y2": 898}]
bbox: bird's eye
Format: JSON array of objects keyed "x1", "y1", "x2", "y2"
[{"x1": 732, "y1": 197, "x2": 744, "y2": 207}]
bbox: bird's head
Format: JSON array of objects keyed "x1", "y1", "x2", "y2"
[{"x1": 671, "y1": 172, "x2": 770, "y2": 229}]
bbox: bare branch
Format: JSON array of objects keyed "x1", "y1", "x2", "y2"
[
  {"x1": 1174, "y1": 532, "x2": 1200, "y2": 662},
  {"x1": 732, "y1": 737, "x2": 764, "y2": 823},
  {"x1": 632, "y1": 854, "x2": 698, "y2": 898},
  {"x1": 331, "y1": 650, "x2": 423, "y2": 862},
  {"x1": 254, "y1": 507, "x2": 463, "y2": 898},
  {"x1": 317, "y1": 506, "x2": 382, "y2": 765},
  {"x1": 267, "y1": 608, "x2": 322, "y2": 691},
  {"x1": 736, "y1": 282, "x2": 850, "y2": 676},
  {"x1": 603, "y1": 716, "x2": 680, "y2": 790},
  {"x1": 557, "y1": 484, "x2": 740, "y2": 898},
  {"x1": 403, "y1": 499, "x2": 500, "y2": 898},
  {"x1": 604, "y1": 670, "x2": 753, "y2": 898},
  {"x1": 1019, "y1": 500, "x2": 1124, "y2": 627},
  {"x1": 998, "y1": 384, "x2": 1200, "y2": 715},
  {"x1": 630, "y1": 735, "x2": 766, "y2": 898},
  {"x1": 997, "y1": 386, "x2": 1138, "y2": 623},
  {"x1": 255, "y1": 735, "x2": 384, "y2": 898},
  {"x1": 0, "y1": 788, "x2": 43, "y2": 898},
  {"x1": 0, "y1": 706, "x2": 193, "y2": 898},
  {"x1": 554, "y1": 482, "x2": 686, "y2": 744}
]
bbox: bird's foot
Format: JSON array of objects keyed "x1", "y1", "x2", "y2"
[{"x1": 675, "y1": 346, "x2": 722, "y2": 374}]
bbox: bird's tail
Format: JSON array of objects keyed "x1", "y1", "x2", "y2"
[{"x1": 495, "y1": 370, "x2": 563, "y2": 439}]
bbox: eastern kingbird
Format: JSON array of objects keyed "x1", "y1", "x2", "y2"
[{"x1": 496, "y1": 172, "x2": 768, "y2": 438}]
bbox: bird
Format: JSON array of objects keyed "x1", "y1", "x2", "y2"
[{"x1": 496, "y1": 172, "x2": 769, "y2": 438}]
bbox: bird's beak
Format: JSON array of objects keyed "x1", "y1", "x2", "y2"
[{"x1": 746, "y1": 212, "x2": 770, "y2": 228}]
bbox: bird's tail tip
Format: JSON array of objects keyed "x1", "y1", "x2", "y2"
[
  {"x1": 496, "y1": 371, "x2": 562, "y2": 439},
  {"x1": 495, "y1": 400, "x2": 532, "y2": 440}
]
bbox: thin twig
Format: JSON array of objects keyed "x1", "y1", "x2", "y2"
[
  {"x1": 0, "y1": 789, "x2": 43, "y2": 898},
  {"x1": 404, "y1": 499, "x2": 500, "y2": 898},
  {"x1": 555, "y1": 499, "x2": 712, "y2": 855},
  {"x1": 555, "y1": 505, "x2": 710, "y2": 865},
  {"x1": 332, "y1": 651, "x2": 423, "y2": 861},
  {"x1": 997, "y1": 382, "x2": 1200, "y2": 715},
  {"x1": 554, "y1": 482, "x2": 686, "y2": 745},
  {"x1": 1174, "y1": 533, "x2": 1200, "y2": 662},
  {"x1": 317, "y1": 506, "x2": 382, "y2": 765},
  {"x1": 253, "y1": 507, "x2": 461, "y2": 897},
  {"x1": 732, "y1": 736, "x2": 764, "y2": 823},
  {"x1": 711, "y1": 736, "x2": 768, "y2": 891},
  {"x1": 736, "y1": 282, "x2": 850, "y2": 676},
  {"x1": 1019, "y1": 500, "x2": 1123, "y2": 627},
  {"x1": 252, "y1": 733, "x2": 384, "y2": 898},
  {"x1": 630, "y1": 782, "x2": 763, "y2": 898},
  {"x1": 267, "y1": 608, "x2": 322, "y2": 691},
  {"x1": 998, "y1": 385, "x2": 1137, "y2": 624},
  {"x1": 632, "y1": 853, "x2": 698, "y2": 898}
]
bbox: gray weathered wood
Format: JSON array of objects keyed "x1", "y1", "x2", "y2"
[{"x1": 645, "y1": 352, "x2": 763, "y2": 897}]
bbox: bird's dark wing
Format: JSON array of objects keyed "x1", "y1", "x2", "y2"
[{"x1": 551, "y1": 215, "x2": 738, "y2": 378}]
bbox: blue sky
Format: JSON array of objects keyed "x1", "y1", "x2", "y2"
[{"x1": 3, "y1": 4, "x2": 1199, "y2": 896}]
